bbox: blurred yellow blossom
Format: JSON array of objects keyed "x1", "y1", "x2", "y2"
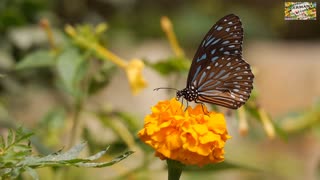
[
  {"x1": 40, "y1": 18, "x2": 57, "y2": 52},
  {"x1": 125, "y1": 59, "x2": 147, "y2": 95},
  {"x1": 138, "y1": 98, "x2": 231, "y2": 166}
]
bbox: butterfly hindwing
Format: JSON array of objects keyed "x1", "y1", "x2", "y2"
[{"x1": 194, "y1": 56, "x2": 254, "y2": 109}]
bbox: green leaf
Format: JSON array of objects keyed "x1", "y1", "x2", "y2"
[
  {"x1": 0, "y1": 168, "x2": 11, "y2": 177},
  {"x1": 7, "y1": 129, "x2": 14, "y2": 146},
  {"x1": 40, "y1": 108, "x2": 66, "y2": 130},
  {"x1": 145, "y1": 57, "x2": 190, "y2": 76},
  {"x1": 114, "y1": 111, "x2": 140, "y2": 132},
  {"x1": 0, "y1": 135, "x2": 5, "y2": 149},
  {"x1": 88, "y1": 62, "x2": 117, "y2": 95},
  {"x1": 19, "y1": 142, "x2": 133, "y2": 168},
  {"x1": 73, "y1": 151, "x2": 134, "y2": 168},
  {"x1": 56, "y1": 48, "x2": 87, "y2": 97},
  {"x1": 24, "y1": 142, "x2": 87, "y2": 165},
  {"x1": 82, "y1": 146, "x2": 110, "y2": 161},
  {"x1": 15, "y1": 50, "x2": 55, "y2": 70}
]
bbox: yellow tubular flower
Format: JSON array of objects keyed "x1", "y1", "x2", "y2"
[
  {"x1": 138, "y1": 98, "x2": 231, "y2": 166},
  {"x1": 258, "y1": 108, "x2": 276, "y2": 139},
  {"x1": 125, "y1": 59, "x2": 148, "y2": 95},
  {"x1": 39, "y1": 18, "x2": 57, "y2": 52},
  {"x1": 161, "y1": 16, "x2": 184, "y2": 57},
  {"x1": 238, "y1": 106, "x2": 248, "y2": 136}
]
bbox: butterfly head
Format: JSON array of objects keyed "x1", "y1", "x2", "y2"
[
  {"x1": 176, "y1": 90, "x2": 183, "y2": 100},
  {"x1": 176, "y1": 87, "x2": 198, "y2": 102}
]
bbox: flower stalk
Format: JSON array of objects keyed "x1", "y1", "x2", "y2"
[
  {"x1": 258, "y1": 108, "x2": 276, "y2": 139},
  {"x1": 161, "y1": 16, "x2": 185, "y2": 57},
  {"x1": 40, "y1": 18, "x2": 57, "y2": 52},
  {"x1": 238, "y1": 106, "x2": 248, "y2": 136},
  {"x1": 65, "y1": 25, "x2": 126, "y2": 68},
  {"x1": 167, "y1": 159, "x2": 184, "y2": 180}
]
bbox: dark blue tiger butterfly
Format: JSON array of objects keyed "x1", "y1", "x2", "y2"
[{"x1": 155, "y1": 14, "x2": 254, "y2": 109}]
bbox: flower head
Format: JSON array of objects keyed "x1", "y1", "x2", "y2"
[
  {"x1": 138, "y1": 98, "x2": 231, "y2": 166},
  {"x1": 125, "y1": 59, "x2": 147, "y2": 95}
]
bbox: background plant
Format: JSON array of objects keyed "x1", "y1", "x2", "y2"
[{"x1": 1, "y1": 0, "x2": 320, "y2": 179}]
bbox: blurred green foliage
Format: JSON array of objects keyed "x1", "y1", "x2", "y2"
[
  {"x1": 0, "y1": 0, "x2": 320, "y2": 179},
  {"x1": 0, "y1": 0, "x2": 47, "y2": 32}
]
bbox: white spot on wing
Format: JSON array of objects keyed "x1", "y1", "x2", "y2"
[
  {"x1": 217, "y1": 26, "x2": 223, "y2": 31},
  {"x1": 222, "y1": 41, "x2": 230, "y2": 44}
]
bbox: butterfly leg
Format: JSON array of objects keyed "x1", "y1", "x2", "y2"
[
  {"x1": 195, "y1": 100, "x2": 209, "y2": 114},
  {"x1": 180, "y1": 98, "x2": 184, "y2": 109},
  {"x1": 184, "y1": 100, "x2": 189, "y2": 111}
]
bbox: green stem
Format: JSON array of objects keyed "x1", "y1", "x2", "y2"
[
  {"x1": 68, "y1": 99, "x2": 83, "y2": 148},
  {"x1": 167, "y1": 159, "x2": 184, "y2": 180},
  {"x1": 68, "y1": 53, "x2": 93, "y2": 148}
]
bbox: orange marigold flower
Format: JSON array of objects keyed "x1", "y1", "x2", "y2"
[{"x1": 138, "y1": 98, "x2": 231, "y2": 166}]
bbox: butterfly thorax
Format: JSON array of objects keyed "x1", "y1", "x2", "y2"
[{"x1": 176, "y1": 86, "x2": 198, "y2": 102}]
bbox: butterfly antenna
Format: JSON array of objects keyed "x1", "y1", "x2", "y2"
[{"x1": 153, "y1": 87, "x2": 178, "y2": 91}]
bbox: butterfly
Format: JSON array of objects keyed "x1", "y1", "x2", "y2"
[{"x1": 155, "y1": 14, "x2": 254, "y2": 109}]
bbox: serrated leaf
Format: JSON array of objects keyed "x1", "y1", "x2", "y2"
[
  {"x1": 56, "y1": 48, "x2": 87, "y2": 97},
  {"x1": 12, "y1": 144, "x2": 31, "y2": 151},
  {"x1": 0, "y1": 135, "x2": 5, "y2": 149},
  {"x1": 0, "y1": 168, "x2": 11, "y2": 176},
  {"x1": 15, "y1": 132, "x2": 34, "y2": 145},
  {"x1": 15, "y1": 50, "x2": 55, "y2": 70},
  {"x1": 74, "y1": 151, "x2": 134, "y2": 168},
  {"x1": 83, "y1": 146, "x2": 110, "y2": 161},
  {"x1": 53, "y1": 142, "x2": 86, "y2": 160},
  {"x1": 34, "y1": 142, "x2": 86, "y2": 164},
  {"x1": 7, "y1": 129, "x2": 15, "y2": 146},
  {"x1": 24, "y1": 166, "x2": 39, "y2": 180}
]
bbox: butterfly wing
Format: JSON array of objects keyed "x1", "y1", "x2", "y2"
[
  {"x1": 194, "y1": 56, "x2": 253, "y2": 109},
  {"x1": 187, "y1": 14, "x2": 254, "y2": 109}
]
